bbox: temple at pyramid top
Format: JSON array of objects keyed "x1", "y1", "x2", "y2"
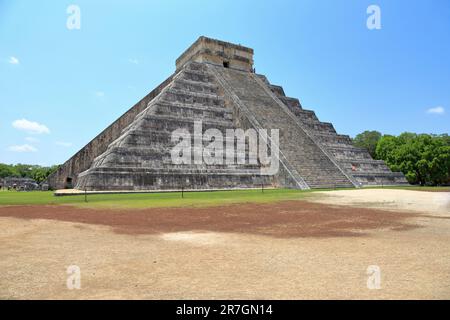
[{"x1": 176, "y1": 36, "x2": 254, "y2": 72}]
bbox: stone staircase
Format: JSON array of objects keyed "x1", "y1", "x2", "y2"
[{"x1": 210, "y1": 64, "x2": 355, "y2": 189}]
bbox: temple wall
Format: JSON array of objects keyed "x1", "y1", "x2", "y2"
[
  {"x1": 176, "y1": 36, "x2": 254, "y2": 72},
  {"x1": 47, "y1": 74, "x2": 175, "y2": 190}
]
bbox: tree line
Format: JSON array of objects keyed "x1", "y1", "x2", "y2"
[
  {"x1": 0, "y1": 163, "x2": 59, "y2": 184},
  {"x1": 353, "y1": 131, "x2": 450, "y2": 186}
]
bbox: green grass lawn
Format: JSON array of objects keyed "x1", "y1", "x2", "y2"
[
  {"x1": 0, "y1": 188, "x2": 316, "y2": 209},
  {"x1": 0, "y1": 185, "x2": 447, "y2": 209}
]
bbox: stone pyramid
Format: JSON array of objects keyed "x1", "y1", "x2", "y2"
[{"x1": 48, "y1": 36, "x2": 407, "y2": 191}]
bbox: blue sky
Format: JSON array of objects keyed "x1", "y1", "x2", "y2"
[{"x1": 1, "y1": 0, "x2": 449, "y2": 166}]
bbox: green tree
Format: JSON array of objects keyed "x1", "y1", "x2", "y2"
[
  {"x1": 0, "y1": 163, "x2": 60, "y2": 183},
  {"x1": 0, "y1": 164, "x2": 18, "y2": 178},
  {"x1": 376, "y1": 133, "x2": 450, "y2": 185},
  {"x1": 353, "y1": 130, "x2": 382, "y2": 158},
  {"x1": 13, "y1": 164, "x2": 34, "y2": 177}
]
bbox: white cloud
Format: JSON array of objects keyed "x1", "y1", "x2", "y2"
[
  {"x1": 12, "y1": 119, "x2": 50, "y2": 134},
  {"x1": 426, "y1": 106, "x2": 445, "y2": 115},
  {"x1": 55, "y1": 141, "x2": 73, "y2": 147},
  {"x1": 25, "y1": 137, "x2": 40, "y2": 143},
  {"x1": 8, "y1": 144, "x2": 37, "y2": 153},
  {"x1": 95, "y1": 91, "x2": 105, "y2": 97},
  {"x1": 8, "y1": 56, "x2": 19, "y2": 64},
  {"x1": 128, "y1": 58, "x2": 139, "y2": 65}
]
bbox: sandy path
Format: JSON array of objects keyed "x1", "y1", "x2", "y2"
[{"x1": 313, "y1": 189, "x2": 450, "y2": 216}]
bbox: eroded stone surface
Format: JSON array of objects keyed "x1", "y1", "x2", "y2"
[{"x1": 48, "y1": 37, "x2": 407, "y2": 191}]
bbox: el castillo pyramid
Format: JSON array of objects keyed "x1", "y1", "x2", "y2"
[{"x1": 48, "y1": 36, "x2": 407, "y2": 191}]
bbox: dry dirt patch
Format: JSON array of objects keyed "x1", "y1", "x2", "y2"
[{"x1": 0, "y1": 201, "x2": 418, "y2": 238}]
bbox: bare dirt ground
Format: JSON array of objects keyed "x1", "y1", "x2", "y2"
[
  {"x1": 313, "y1": 189, "x2": 450, "y2": 216},
  {"x1": 1, "y1": 189, "x2": 449, "y2": 299}
]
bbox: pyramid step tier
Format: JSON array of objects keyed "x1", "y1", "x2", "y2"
[{"x1": 77, "y1": 167, "x2": 273, "y2": 191}]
